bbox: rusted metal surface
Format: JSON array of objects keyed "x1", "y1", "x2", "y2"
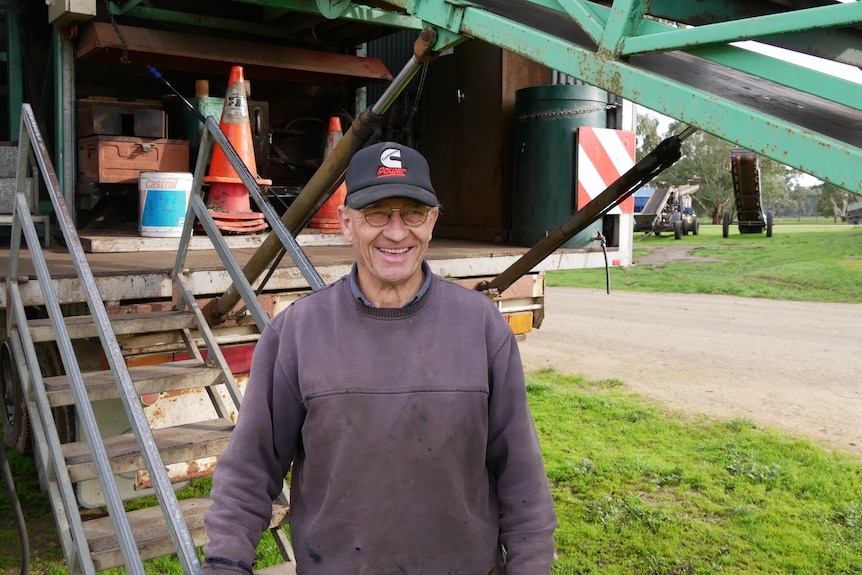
[
  {"x1": 136, "y1": 456, "x2": 220, "y2": 489},
  {"x1": 76, "y1": 22, "x2": 393, "y2": 86}
]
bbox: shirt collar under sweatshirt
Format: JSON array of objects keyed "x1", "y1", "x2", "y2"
[{"x1": 348, "y1": 260, "x2": 433, "y2": 308}]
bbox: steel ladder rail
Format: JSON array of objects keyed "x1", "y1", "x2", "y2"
[
  {"x1": 170, "y1": 116, "x2": 300, "y2": 564},
  {"x1": 11, "y1": 103, "x2": 200, "y2": 575}
]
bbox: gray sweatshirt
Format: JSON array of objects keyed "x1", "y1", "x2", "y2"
[{"x1": 203, "y1": 271, "x2": 557, "y2": 574}]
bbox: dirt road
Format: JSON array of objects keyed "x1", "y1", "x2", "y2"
[{"x1": 517, "y1": 287, "x2": 862, "y2": 457}]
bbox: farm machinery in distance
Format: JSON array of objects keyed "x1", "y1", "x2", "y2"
[
  {"x1": 723, "y1": 148, "x2": 774, "y2": 238},
  {"x1": 634, "y1": 178, "x2": 701, "y2": 239}
]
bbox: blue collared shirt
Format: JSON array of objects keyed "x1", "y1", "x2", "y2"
[{"x1": 349, "y1": 261, "x2": 432, "y2": 308}]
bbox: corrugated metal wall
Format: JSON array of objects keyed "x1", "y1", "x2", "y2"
[{"x1": 366, "y1": 30, "x2": 428, "y2": 147}]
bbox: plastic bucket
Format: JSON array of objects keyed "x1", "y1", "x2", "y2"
[{"x1": 138, "y1": 172, "x2": 194, "y2": 237}]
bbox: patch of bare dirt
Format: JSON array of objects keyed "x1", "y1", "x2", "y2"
[
  {"x1": 518, "y1": 287, "x2": 862, "y2": 458},
  {"x1": 631, "y1": 242, "x2": 726, "y2": 266}
]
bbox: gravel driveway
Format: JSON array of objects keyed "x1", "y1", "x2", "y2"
[{"x1": 517, "y1": 286, "x2": 862, "y2": 457}]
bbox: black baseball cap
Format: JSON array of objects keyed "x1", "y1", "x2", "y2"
[{"x1": 345, "y1": 142, "x2": 438, "y2": 209}]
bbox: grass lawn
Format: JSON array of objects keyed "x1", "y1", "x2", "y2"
[
  {"x1": 549, "y1": 224, "x2": 862, "y2": 303},
  {"x1": 531, "y1": 370, "x2": 862, "y2": 575}
]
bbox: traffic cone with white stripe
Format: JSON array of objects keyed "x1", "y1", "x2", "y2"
[
  {"x1": 203, "y1": 65, "x2": 270, "y2": 233},
  {"x1": 308, "y1": 116, "x2": 347, "y2": 233}
]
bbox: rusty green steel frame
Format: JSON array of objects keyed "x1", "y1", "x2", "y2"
[{"x1": 249, "y1": 0, "x2": 862, "y2": 193}]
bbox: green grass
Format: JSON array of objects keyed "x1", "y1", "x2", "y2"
[
  {"x1": 528, "y1": 369, "x2": 862, "y2": 575},
  {"x1": 549, "y1": 224, "x2": 862, "y2": 303}
]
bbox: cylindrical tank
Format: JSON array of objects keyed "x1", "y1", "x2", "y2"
[{"x1": 510, "y1": 84, "x2": 609, "y2": 248}]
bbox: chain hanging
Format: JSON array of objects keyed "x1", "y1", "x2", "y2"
[
  {"x1": 103, "y1": 0, "x2": 130, "y2": 64},
  {"x1": 514, "y1": 102, "x2": 619, "y2": 122}
]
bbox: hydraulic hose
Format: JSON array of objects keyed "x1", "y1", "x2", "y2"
[{"x1": 1, "y1": 444, "x2": 30, "y2": 575}]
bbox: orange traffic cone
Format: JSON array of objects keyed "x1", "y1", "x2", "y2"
[
  {"x1": 203, "y1": 66, "x2": 270, "y2": 233},
  {"x1": 309, "y1": 116, "x2": 347, "y2": 233}
]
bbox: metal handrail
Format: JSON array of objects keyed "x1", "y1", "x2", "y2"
[
  {"x1": 5, "y1": 281, "x2": 96, "y2": 573},
  {"x1": 169, "y1": 106, "x2": 301, "y2": 568},
  {"x1": 10, "y1": 103, "x2": 200, "y2": 574},
  {"x1": 172, "y1": 115, "x2": 324, "y2": 333}
]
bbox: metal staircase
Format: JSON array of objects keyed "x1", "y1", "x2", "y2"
[{"x1": 5, "y1": 103, "x2": 300, "y2": 574}]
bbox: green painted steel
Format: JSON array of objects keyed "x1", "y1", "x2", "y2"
[
  {"x1": 380, "y1": 0, "x2": 862, "y2": 193},
  {"x1": 116, "y1": 2, "x2": 423, "y2": 36},
  {"x1": 510, "y1": 85, "x2": 608, "y2": 249},
  {"x1": 5, "y1": 0, "x2": 24, "y2": 140},
  {"x1": 13, "y1": 0, "x2": 862, "y2": 195},
  {"x1": 622, "y1": 3, "x2": 862, "y2": 56}
]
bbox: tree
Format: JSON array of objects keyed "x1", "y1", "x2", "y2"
[
  {"x1": 814, "y1": 182, "x2": 853, "y2": 222},
  {"x1": 638, "y1": 114, "x2": 806, "y2": 222},
  {"x1": 636, "y1": 113, "x2": 662, "y2": 161},
  {"x1": 652, "y1": 120, "x2": 734, "y2": 223}
]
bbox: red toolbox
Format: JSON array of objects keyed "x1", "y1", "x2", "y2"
[{"x1": 77, "y1": 135, "x2": 190, "y2": 184}]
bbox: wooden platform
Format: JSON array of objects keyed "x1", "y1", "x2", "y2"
[
  {"x1": 0, "y1": 231, "x2": 610, "y2": 308},
  {"x1": 77, "y1": 228, "x2": 350, "y2": 253}
]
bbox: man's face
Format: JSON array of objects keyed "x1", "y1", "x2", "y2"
[{"x1": 338, "y1": 197, "x2": 438, "y2": 299}]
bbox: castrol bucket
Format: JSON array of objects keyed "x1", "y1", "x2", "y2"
[{"x1": 138, "y1": 172, "x2": 194, "y2": 237}]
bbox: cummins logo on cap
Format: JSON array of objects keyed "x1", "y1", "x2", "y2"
[{"x1": 378, "y1": 147, "x2": 407, "y2": 177}]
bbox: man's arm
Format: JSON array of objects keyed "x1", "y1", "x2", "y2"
[
  {"x1": 486, "y1": 330, "x2": 557, "y2": 575},
  {"x1": 203, "y1": 322, "x2": 304, "y2": 573}
]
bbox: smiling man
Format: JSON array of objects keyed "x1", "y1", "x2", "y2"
[{"x1": 202, "y1": 142, "x2": 557, "y2": 575}]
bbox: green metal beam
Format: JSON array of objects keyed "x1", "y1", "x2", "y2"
[
  {"x1": 556, "y1": 0, "x2": 605, "y2": 45},
  {"x1": 621, "y1": 2, "x2": 862, "y2": 55},
  {"x1": 599, "y1": 0, "x2": 648, "y2": 57},
  {"x1": 686, "y1": 43, "x2": 862, "y2": 114},
  {"x1": 5, "y1": 0, "x2": 24, "y2": 140},
  {"x1": 760, "y1": 29, "x2": 862, "y2": 69},
  {"x1": 628, "y1": 14, "x2": 862, "y2": 114},
  {"x1": 116, "y1": 5, "x2": 301, "y2": 39},
  {"x1": 546, "y1": 1, "x2": 862, "y2": 114},
  {"x1": 388, "y1": 0, "x2": 862, "y2": 192},
  {"x1": 627, "y1": 0, "x2": 862, "y2": 68},
  {"x1": 113, "y1": 0, "x2": 424, "y2": 35},
  {"x1": 216, "y1": 0, "x2": 424, "y2": 30}
]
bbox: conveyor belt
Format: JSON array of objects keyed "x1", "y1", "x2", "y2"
[
  {"x1": 730, "y1": 149, "x2": 766, "y2": 230},
  {"x1": 451, "y1": 0, "x2": 862, "y2": 191}
]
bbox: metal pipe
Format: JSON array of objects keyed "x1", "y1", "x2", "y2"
[
  {"x1": 202, "y1": 28, "x2": 439, "y2": 325},
  {"x1": 479, "y1": 127, "x2": 697, "y2": 296},
  {"x1": 61, "y1": 36, "x2": 76, "y2": 225}
]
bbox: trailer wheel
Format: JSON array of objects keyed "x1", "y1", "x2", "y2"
[
  {"x1": 766, "y1": 211, "x2": 774, "y2": 238},
  {"x1": 681, "y1": 219, "x2": 688, "y2": 236},
  {"x1": 674, "y1": 221, "x2": 683, "y2": 240},
  {"x1": 722, "y1": 210, "x2": 730, "y2": 238},
  {"x1": 692, "y1": 218, "x2": 700, "y2": 235},
  {"x1": 1, "y1": 340, "x2": 29, "y2": 454}
]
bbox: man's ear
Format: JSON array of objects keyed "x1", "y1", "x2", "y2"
[
  {"x1": 338, "y1": 205, "x2": 354, "y2": 242},
  {"x1": 428, "y1": 207, "x2": 440, "y2": 227}
]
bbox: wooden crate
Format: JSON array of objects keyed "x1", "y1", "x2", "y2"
[
  {"x1": 77, "y1": 136, "x2": 189, "y2": 184},
  {"x1": 77, "y1": 98, "x2": 167, "y2": 138}
]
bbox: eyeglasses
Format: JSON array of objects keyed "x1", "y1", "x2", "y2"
[{"x1": 359, "y1": 203, "x2": 431, "y2": 227}]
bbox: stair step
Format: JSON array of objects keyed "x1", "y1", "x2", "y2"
[
  {"x1": 256, "y1": 561, "x2": 298, "y2": 575},
  {"x1": 83, "y1": 496, "x2": 291, "y2": 571},
  {"x1": 43, "y1": 358, "x2": 223, "y2": 407},
  {"x1": 61, "y1": 418, "x2": 234, "y2": 483},
  {"x1": 28, "y1": 310, "x2": 198, "y2": 343}
]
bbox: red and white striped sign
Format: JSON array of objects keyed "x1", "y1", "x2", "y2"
[{"x1": 576, "y1": 127, "x2": 636, "y2": 214}]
